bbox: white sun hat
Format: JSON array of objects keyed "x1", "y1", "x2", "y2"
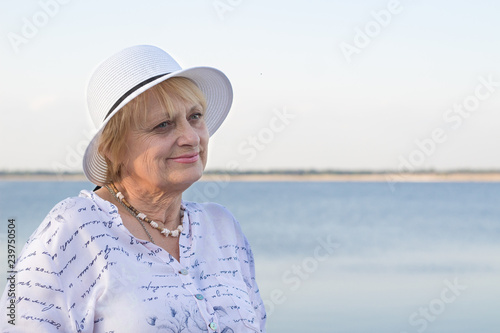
[{"x1": 82, "y1": 45, "x2": 233, "y2": 186}]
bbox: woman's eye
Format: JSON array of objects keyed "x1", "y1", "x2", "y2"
[
  {"x1": 155, "y1": 121, "x2": 170, "y2": 129},
  {"x1": 190, "y1": 113, "x2": 203, "y2": 120}
]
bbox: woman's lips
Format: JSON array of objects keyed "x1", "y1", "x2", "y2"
[{"x1": 170, "y1": 153, "x2": 199, "y2": 164}]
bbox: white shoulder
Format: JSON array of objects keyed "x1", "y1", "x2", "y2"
[
  {"x1": 27, "y1": 190, "x2": 111, "y2": 247},
  {"x1": 183, "y1": 201, "x2": 247, "y2": 243},
  {"x1": 184, "y1": 201, "x2": 237, "y2": 223}
]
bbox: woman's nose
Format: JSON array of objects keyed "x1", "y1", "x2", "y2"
[{"x1": 176, "y1": 119, "x2": 200, "y2": 146}]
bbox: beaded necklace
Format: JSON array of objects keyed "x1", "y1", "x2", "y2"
[{"x1": 105, "y1": 182, "x2": 184, "y2": 244}]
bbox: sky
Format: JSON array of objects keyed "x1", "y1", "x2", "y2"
[{"x1": 1, "y1": 0, "x2": 500, "y2": 173}]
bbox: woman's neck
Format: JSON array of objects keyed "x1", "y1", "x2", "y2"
[{"x1": 112, "y1": 178, "x2": 183, "y2": 231}]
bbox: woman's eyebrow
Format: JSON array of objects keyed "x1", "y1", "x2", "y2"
[{"x1": 190, "y1": 104, "x2": 204, "y2": 112}]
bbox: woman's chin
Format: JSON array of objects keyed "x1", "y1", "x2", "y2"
[{"x1": 161, "y1": 168, "x2": 204, "y2": 189}]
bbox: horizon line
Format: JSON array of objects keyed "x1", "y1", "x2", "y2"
[{"x1": 2, "y1": 169, "x2": 500, "y2": 175}]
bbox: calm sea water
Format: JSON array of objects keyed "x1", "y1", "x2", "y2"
[{"x1": 1, "y1": 181, "x2": 499, "y2": 332}]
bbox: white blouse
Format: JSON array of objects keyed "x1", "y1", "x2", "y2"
[{"x1": 0, "y1": 190, "x2": 266, "y2": 332}]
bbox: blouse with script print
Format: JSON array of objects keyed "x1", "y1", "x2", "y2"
[{"x1": 0, "y1": 190, "x2": 266, "y2": 332}]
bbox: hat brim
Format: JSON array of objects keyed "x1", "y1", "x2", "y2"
[{"x1": 83, "y1": 66, "x2": 233, "y2": 186}]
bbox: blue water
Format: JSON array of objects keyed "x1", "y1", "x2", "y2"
[{"x1": 1, "y1": 181, "x2": 499, "y2": 332}]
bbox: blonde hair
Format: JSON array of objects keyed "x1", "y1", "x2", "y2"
[{"x1": 98, "y1": 77, "x2": 207, "y2": 183}]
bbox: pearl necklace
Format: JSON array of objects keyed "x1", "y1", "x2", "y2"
[{"x1": 105, "y1": 182, "x2": 184, "y2": 244}]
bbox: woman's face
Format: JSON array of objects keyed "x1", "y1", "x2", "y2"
[{"x1": 120, "y1": 92, "x2": 209, "y2": 193}]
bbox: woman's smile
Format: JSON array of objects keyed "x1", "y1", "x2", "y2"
[{"x1": 169, "y1": 152, "x2": 200, "y2": 164}]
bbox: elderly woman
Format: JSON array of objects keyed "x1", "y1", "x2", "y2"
[{"x1": 1, "y1": 45, "x2": 266, "y2": 332}]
